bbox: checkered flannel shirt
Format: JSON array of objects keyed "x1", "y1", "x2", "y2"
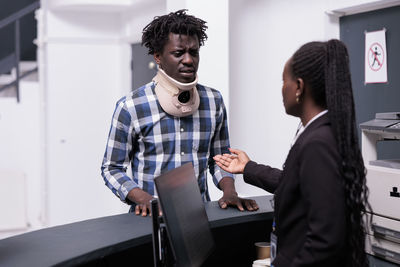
[{"x1": 101, "y1": 81, "x2": 233, "y2": 203}]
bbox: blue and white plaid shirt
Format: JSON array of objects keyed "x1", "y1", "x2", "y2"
[{"x1": 101, "y1": 81, "x2": 233, "y2": 203}]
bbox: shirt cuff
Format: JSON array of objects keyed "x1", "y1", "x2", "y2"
[
  {"x1": 119, "y1": 180, "x2": 139, "y2": 203},
  {"x1": 213, "y1": 166, "x2": 234, "y2": 185}
]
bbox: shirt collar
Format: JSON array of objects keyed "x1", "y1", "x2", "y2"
[{"x1": 291, "y1": 110, "x2": 328, "y2": 147}]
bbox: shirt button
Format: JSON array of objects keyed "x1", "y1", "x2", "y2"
[
  {"x1": 181, "y1": 152, "x2": 185, "y2": 156},
  {"x1": 180, "y1": 128, "x2": 184, "y2": 132}
]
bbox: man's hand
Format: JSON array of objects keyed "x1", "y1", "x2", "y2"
[
  {"x1": 127, "y1": 188, "x2": 155, "y2": 216},
  {"x1": 218, "y1": 191, "x2": 259, "y2": 211},
  {"x1": 218, "y1": 176, "x2": 259, "y2": 212}
]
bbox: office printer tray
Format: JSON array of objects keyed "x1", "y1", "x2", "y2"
[
  {"x1": 370, "y1": 159, "x2": 400, "y2": 169},
  {"x1": 360, "y1": 119, "x2": 400, "y2": 131}
]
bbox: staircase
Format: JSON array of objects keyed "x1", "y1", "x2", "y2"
[{"x1": 0, "y1": 1, "x2": 40, "y2": 102}]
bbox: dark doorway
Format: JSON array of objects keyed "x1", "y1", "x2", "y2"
[{"x1": 131, "y1": 43, "x2": 157, "y2": 90}]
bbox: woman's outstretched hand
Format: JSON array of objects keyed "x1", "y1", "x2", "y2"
[{"x1": 213, "y1": 148, "x2": 251, "y2": 174}]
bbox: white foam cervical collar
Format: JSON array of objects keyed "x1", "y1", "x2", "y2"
[{"x1": 153, "y1": 69, "x2": 200, "y2": 117}]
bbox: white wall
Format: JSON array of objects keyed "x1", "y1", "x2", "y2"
[
  {"x1": 228, "y1": 0, "x2": 399, "y2": 197},
  {"x1": 228, "y1": 0, "x2": 332, "y2": 197},
  {"x1": 123, "y1": 1, "x2": 166, "y2": 44},
  {"x1": 41, "y1": 6, "x2": 131, "y2": 225},
  {"x1": 0, "y1": 79, "x2": 42, "y2": 239}
]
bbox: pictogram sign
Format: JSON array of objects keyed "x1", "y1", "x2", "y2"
[
  {"x1": 365, "y1": 29, "x2": 387, "y2": 84},
  {"x1": 368, "y1": 42, "x2": 384, "y2": 72}
]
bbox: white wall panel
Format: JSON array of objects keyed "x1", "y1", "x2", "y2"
[
  {"x1": 229, "y1": 0, "x2": 343, "y2": 197},
  {"x1": 0, "y1": 79, "x2": 41, "y2": 233},
  {"x1": 0, "y1": 171, "x2": 27, "y2": 230},
  {"x1": 45, "y1": 42, "x2": 128, "y2": 225}
]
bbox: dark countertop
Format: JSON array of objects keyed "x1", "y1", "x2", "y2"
[{"x1": 0, "y1": 195, "x2": 274, "y2": 267}]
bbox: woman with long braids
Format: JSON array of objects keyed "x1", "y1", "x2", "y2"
[{"x1": 214, "y1": 39, "x2": 370, "y2": 266}]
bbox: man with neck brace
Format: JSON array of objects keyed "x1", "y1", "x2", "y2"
[{"x1": 101, "y1": 9, "x2": 259, "y2": 216}]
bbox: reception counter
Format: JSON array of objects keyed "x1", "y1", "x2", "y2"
[{"x1": 0, "y1": 195, "x2": 274, "y2": 267}]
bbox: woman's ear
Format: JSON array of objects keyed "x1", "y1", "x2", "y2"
[{"x1": 296, "y1": 78, "x2": 304, "y2": 96}]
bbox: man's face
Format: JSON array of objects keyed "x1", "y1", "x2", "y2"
[{"x1": 154, "y1": 33, "x2": 200, "y2": 83}]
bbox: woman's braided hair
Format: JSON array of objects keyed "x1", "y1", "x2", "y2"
[
  {"x1": 290, "y1": 39, "x2": 371, "y2": 266},
  {"x1": 142, "y1": 9, "x2": 208, "y2": 55}
]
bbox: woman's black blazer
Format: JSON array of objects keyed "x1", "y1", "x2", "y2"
[{"x1": 244, "y1": 114, "x2": 348, "y2": 267}]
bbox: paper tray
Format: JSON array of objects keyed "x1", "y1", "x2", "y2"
[{"x1": 370, "y1": 159, "x2": 400, "y2": 169}]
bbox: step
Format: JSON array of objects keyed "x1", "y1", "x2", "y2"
[
  {"x1": 0, "y1": 61, "x2": 38, "y2": 98},
  {"x1": 0, "y1": 61, "x2": 38, "y2": 82}
]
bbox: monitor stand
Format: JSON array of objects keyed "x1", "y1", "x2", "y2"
[{"x1": 151, "y1": 199, "x2": 175, "y2": 267}]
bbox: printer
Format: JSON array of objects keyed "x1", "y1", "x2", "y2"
[{"x1": 360, "y1": 112, "x2": 400, "y2": 264}]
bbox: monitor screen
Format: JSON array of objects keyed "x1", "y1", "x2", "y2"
[{"x1": 154, "y1": 163, "x2": 215, "y2": 267}]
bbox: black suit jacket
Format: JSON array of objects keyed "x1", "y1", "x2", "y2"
[{"x1": 244, "y1": 114, "x2": 348, "y2": 267}]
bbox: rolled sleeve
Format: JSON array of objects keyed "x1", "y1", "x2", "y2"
[
  {"x1": 118, "y1": 179, "x2": 138, "y2": 202},
  {"x1": 212, "y1": 165, "x2": 234, "y2": 187}
]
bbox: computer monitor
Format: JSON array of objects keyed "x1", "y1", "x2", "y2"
[{"x1": 154, "y1": 162, "x2": 215, "y2": 267}]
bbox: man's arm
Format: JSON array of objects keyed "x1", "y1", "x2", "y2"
[
  {"x1": 209, "y1": 92, "x2": 258, "y2": 211},
  {"x1": 101, "y1": 99, "x2": 154, "y2": 215}
]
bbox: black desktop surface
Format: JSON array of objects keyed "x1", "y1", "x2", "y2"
[{"x1": 0, "y1": 195, "x2": 273, "y2": 267}]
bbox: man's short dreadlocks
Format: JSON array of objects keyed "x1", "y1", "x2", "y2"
[{"x1": 142, "y1": 9, "x2": 208, "y2": 55}]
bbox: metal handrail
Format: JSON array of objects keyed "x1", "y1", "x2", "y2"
[
  {"x1": 0, "y1": 1, "x2": 40, "y2": 102},
  {"x1": 0, "y1": 2, "x2": 40, "y2": 29}
]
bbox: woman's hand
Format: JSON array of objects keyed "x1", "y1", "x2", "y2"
[{"x1": 213, "y1": 148, "x2": 251, "y2": 174}]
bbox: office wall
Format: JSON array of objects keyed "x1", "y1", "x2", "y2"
[
  {"x1": 229, "y1": 0, "x2": 329, "y2": 197},
  {"x1": 340, "y1": 6, "x2": 400, "y2": 159},
  {"x1": 0, "y1": 79, "x2": 41, "y2": 239},
  {"x1": 40, "y1": 5, "x2": 130, "y2": 225},
  {"x1": 228, "y1": 0, "x2": 396, "y2": 197}
]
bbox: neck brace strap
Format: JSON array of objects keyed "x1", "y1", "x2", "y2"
[{"x1": 153, "y1": 69, "x2": 200, "y2": 117}]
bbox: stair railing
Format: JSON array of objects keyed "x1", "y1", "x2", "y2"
[{"x1": 0, "y1": 1, "x2": 40, "y2": 102}]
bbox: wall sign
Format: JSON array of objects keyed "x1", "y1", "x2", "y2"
[{"x1": 365, "y1": 29, "x2": 388, "y2": 84}]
